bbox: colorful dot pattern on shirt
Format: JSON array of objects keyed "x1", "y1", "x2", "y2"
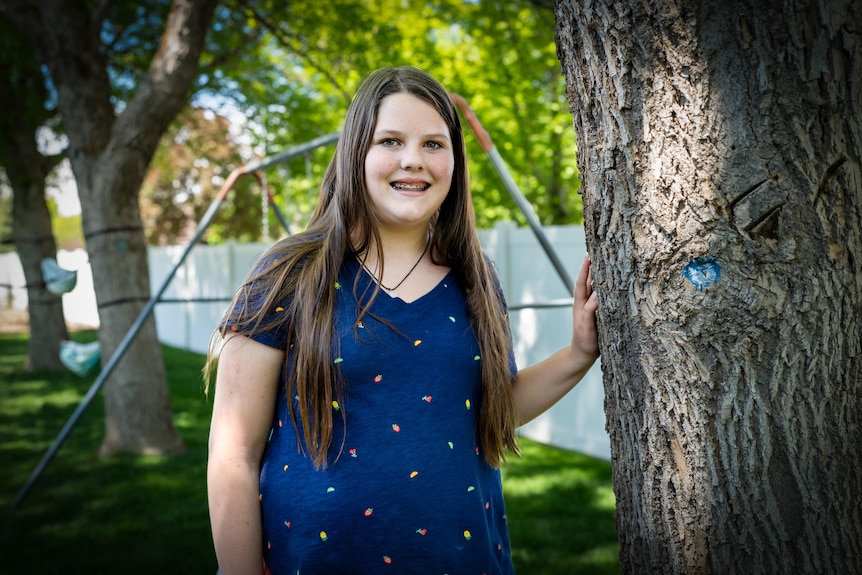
[{"x1": 250, "y1": 258, "x2": 515, "y2": 575}]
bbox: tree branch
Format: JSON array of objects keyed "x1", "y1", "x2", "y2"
[
  {"x1": 114, "y1": 0, "x2": 218, "y2": 158},
  {"x1": 235, "y1": 0, "x2": 353, "y2": 105},
  {"x1": 89, "y1": 0, "x2": 113, "y2": 37}
]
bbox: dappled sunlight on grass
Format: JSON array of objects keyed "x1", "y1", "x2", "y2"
[{"x1": 1, "y1": 332, "x2": 217, "y2": 574}]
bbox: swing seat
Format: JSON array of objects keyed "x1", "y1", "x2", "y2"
[
  {"x1": 41, "y1": 257, "x2": 78, "y2": 295},
  {"x1": 60, "y1": 340, "x2": 101, "y2": 377}
]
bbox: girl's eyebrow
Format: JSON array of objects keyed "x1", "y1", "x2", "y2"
[{"x1": 373, "y1": 128, "x2": 451, "y2": 141}]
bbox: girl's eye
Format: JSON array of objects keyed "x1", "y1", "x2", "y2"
[
  {"x1": 425, "y1": 141, "x2": 443, "y2": 150},
  {"x1": 380, "y1": 138, "x2": 399, "y2": 147}
]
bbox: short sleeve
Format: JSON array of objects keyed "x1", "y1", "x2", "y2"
[{"x1": 221, "y1": 253, "x2": 290, "y2": 351}]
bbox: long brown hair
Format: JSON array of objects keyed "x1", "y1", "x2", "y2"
[{"x1": 206, "y1": 66, "x2": 518, "y2": 468}]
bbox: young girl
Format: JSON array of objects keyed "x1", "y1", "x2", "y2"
[{"x1": 206, "y1": 66, "x2": 599, "y2": 575}]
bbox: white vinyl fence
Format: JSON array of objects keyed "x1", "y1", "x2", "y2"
[
  {"x1": 480, "y1": 223, "x2": 609, "y2": 460},
  {"x1": 0, "y1": 223, "x2": 609, "y2": 460}
]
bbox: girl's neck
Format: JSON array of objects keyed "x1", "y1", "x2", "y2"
[
  {"x1": 357, "y1": 227, "x2": 430, "y2": 294},
  {"x1": 355, "y1": 226, "x2": 449, "y2": 302},
  {"x1": 370, "y1": 227, "x2": 429, "y2": 264}
]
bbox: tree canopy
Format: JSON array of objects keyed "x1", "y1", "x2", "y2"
[{"x1": 140, "y1": 0, "x2": 581, "y2": 245}]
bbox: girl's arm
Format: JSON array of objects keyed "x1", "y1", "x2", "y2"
[
  {"x1": 511, "y1": 257, "x2": 599, "y2": 426},
  {"x1": 207, "y1": 334, "x2": 284, "y2": 575}
]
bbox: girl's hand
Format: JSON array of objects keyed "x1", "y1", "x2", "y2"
[{"x1": 572, "y1": 256, "x2": 599, "y2": 361}]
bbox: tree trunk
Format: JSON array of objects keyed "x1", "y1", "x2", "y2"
[
  {"x1": 83, "y1": 154, "x2": 187, "y2": 457},
  {"x1": 0, "y1": 16, "x2": 67, "y2": 371},
  {"x1": 2, "y1": 0, "x2": 218, "y2": 456},
  {"x1": 9, "y1": 173, "x2": 68, "y2": 371},
  {"x1": 555, "y1": 0, "x2": 862, "y2": 573}
]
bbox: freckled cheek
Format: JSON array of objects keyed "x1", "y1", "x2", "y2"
[
  {"x1": 430, "y1": 157, "x2": 455, "y2": 183},
  {"x1": 365, "y1": 152, "x2": 399, "y2": 181}
]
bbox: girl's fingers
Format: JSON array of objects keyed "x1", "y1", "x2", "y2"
[{"x1": 574, "y1": 255, "x2": 595, "y2": 306}]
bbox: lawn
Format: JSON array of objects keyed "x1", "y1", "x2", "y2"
[{"x1": 0, "y1": 331, "x2": 620, "y2": 574}]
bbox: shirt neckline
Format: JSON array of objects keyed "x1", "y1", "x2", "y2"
[{"x1": 351, "y1": 258, "x2": 455, "y2": 305}]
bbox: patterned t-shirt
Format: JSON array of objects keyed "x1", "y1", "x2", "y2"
[{"x1": 248, "y1": 257, "x2": 516, "y2": 575}]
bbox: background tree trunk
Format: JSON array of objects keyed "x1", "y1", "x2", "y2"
[
  {"x1": 8, "y1": 173, "x2": 68, "y2": 372},
  {"x1": 0, "y1": 16, "x2": 67, "y2": 371},
  {"x1": 2, "y1": 0, "x2": 218, "y2": 456},
  {"x1": 555, "y1": 0, "x2": 862, "y2": 573}
]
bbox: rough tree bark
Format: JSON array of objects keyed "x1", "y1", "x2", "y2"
[
  {"x1": 555, "y1": 0, "x2": 861, "y2": 573},
  {"x1": 0, "y1": 0, "x2": 218, "y2": 456},
  {"x1": 0, "y1": 17, "x2": 67, "y2": 371}
]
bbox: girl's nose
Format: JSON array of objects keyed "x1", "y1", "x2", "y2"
[{"x1": 400, "y1": 144, "x2": 424, "y2": 169}]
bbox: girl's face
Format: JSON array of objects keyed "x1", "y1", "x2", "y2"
[{"x1": 364, "y1": 92, "x2": 454, "y2": 234}]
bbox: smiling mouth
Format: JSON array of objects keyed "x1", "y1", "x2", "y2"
[{"x1": 391, "y1": 182, "x2": 430, "y2": 192}]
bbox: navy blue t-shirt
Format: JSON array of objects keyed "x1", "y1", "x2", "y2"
[{"x1": 248, "y1": 257, "x2": 516, "y2": 575}]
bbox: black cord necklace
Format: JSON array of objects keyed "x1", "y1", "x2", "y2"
[{"x1": 362, "y1": 241, "x2": 430, "y2": 294}]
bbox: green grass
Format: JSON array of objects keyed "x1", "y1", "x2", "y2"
[
  {"x1": 0, "y1": 331, "x2": 619, "y2": 574},
  {"x1": 504, "y1": 441, "x2": 620, "y2": 574}
]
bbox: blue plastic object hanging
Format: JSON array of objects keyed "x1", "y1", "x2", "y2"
[
  {"x1": 60, "y1": 340, "x2": 101, "y2": 377},
  {"x1": 41, "y1": 258, "x2": 77, "y2": 296}
]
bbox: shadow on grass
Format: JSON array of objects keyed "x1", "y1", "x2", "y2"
[{"x1": 1, "y1": 332, "x2": 619, "y2": 574}]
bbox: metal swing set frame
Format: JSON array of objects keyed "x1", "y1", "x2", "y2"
[{"x1": 11, "y1": 95, "x2": 576, "y2": 510}]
